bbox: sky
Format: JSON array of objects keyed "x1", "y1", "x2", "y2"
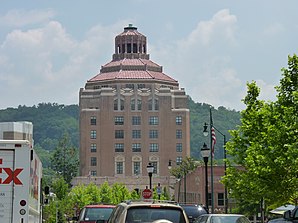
[{"x1": 1, "y1": 1, "x2": 298, "y2": 111}]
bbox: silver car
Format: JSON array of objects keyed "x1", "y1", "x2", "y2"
[
  {"x1": 107, "y1": 200, "x2": 189, "y2": 223},
  {"x1": 194, "y1": 214, "x2": 251, "y2": 223}
]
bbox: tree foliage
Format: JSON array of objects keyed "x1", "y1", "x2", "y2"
[
  {"x1": 222, "y1": 54, "x2": 298, "y2": 213},
  {"x1": 50, "y1": 133, "x2": 79, "y2": 185},
  {"x1": 170, "y1": 156, "x2": 198, "y2": 179}
]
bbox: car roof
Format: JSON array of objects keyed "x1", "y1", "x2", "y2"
[
  {"x1": 200, "y1": 214, "x2": 245, "y2": 216},
  {"x1": 118, "y1": 200, "x2": 184, "y2": 209},
  {"x1": 84, "y1": 204, "x2": 116, "y2": 208}
]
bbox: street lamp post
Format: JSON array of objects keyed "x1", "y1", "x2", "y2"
[
  {"x1": 201, "y1": 143, "x2": 211, "y2": 211},
  {"x1": 146, "y1": 163, "x2": 154, "y2": 190},
  {"x1": 203, "y1": 107, "x2": 228, "y2": 213}
]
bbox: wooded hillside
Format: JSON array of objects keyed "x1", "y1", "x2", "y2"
[{"x1": 0, "y1": 98, "x2": 241, "y2": 160}]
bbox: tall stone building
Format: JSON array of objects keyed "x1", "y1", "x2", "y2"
[{"x1": 75, "y1": 25, "x2": 190, "y2": 191}]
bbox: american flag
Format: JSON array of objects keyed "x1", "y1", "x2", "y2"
[{"x1": 211, "y1": 127, "x2": 216, "y2": 157}]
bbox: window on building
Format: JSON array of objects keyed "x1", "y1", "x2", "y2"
[
  {"x1": 176, "y1": 143, "x2": 182, "y2": 152},
  {"x1": 149, "y1": 116, "x2": 159, "y2": 125},
  {"x1": 176, "y1": 156, "x2": 182, "y2": 164},
  {"x1": 127, "y1": 43, "x2": 131, "y2": 53},
  {"x1": 90, "y1": 116, "x2": 96, "y2": 125},
  {"x1": 90, "y1": 130, "x2": 96, "y2": 139},
  {"x1": 131, "y1": 99, "x2": 135, "y2": 111},
  {"x1": 154, "y1": 99, "x2": 159, "y2": 110},
  {"x1": 137, "y1": 99, "x2": 142, "y2": 111},
  {"x1": 176, "y1": 130, "x2": 182, "y2": 139},
  {"x1": 137, "y1": 84, "x2": 145, "y2": 89},
  {"x1": 133, "y1": 44, "x2": 137, "y2": 53},
  {"x1": 132, "y1": 143, "x2": 141, "y2": 152},
  {"x1": 149, "y1": 143, "x2": 159, "y2": 152},
  {"x1": 114, "y1": 99, "x2": 118, "y2": 111},
  {"x1": 132, "y1": 116, "x2": 141, "y2": 125},
  {"x1": 148, "y1": 99, "x2": 159, "y2": 111},
  {"x1": 116, "y1": 162, "x2": 123, "y2": 174},
  {"x1": 126, "y1": 84, "x2": 134, "y2": 89},
  {"x1": 132, "y1": 130, "x2": 141, "y2": 139},
  {"x1": 90, "y1": 143, "x2": 97, "y2": 152},
  {"x1": 151, "y1": 161, "x2": 158, "y2": 174},
  {"x1": 218, "y1": 193, "x2": 224, "y2": 206},
  {"x1": 148, "y1": 99, "x2": 153, "y2": 111},
  {"x1": 115, "y1": 130, "x2": 124, "y2": 139},
  {"x1": 114, "y1": 98, "x2": 125, "y2": 111},
  {"x1": 133, "y1": 162, "x2": 140, "y2": 175},
  {"x1": 176, "y1": 116, "x2": 182, "y2": 125},
  {"x1": 115, "y1": 116, "x2": 124, "y2": 125},
  {"x1": 115, "y1": 143, "x2": 124, "y2": 152},
  {"x1": 149, "y1": 130, "x2": 158, "y2": 139},
  {"x1": 91, "y1": 157, "x2": 97, "y2": 166},
  {"x1": 91, "y1": 171, "x2": 97, "y2": 176}
]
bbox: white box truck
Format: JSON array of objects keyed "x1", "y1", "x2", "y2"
[{"x1": 0, "y1": 140, "x2": 42, "y2": 223}]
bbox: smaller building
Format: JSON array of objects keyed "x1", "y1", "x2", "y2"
[{"x1": 173, "y1": 165, "x2": 233, "y2": 213}]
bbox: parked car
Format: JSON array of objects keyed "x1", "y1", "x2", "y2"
[
  {"x1": 268, "y1": 217, "x2": 292, "y2": 223},
  {"x1": 179, "y1": 204, "x2": 208, "y2": 222},
  {"x1": 74, "y1": 204, "x2": 115, "y2": 223},
  {"x1": 194, "y1": 214, "x2": 251, "y2": 223},
  {"x1": 106, "y1": 200, "x2": 189, "y2": 223},
  {"x1": 283, "y1": 206, "x2": 298, "y2": 223}
]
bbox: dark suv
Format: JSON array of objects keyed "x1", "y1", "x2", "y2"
[
  {"x1": 179, "y1": 204, "x2": 208, "y2": 223},
  {"x1": 75, "y1": 204, "x2": 115, "y2": 223},
  {"x1": 107, "y1": 200, "x2": 189, "y2": 223}
]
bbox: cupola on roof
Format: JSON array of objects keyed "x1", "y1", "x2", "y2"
[{"x1": 88, "y1": 25, "x2": 177, "y2": 84}]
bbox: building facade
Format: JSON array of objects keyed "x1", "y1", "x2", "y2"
[{"x1": 75, "y1": 25, "x2": 190, "y2": 191}]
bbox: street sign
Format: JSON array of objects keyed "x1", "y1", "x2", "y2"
[
  {"x1": 156, "y1": 186, "x2": 162, "y2": 195},
  {"x1": 142, "y1": 188, "x2": 152, "y2": 199}
]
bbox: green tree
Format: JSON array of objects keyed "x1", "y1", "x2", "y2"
[
  {"x1": 111, "y1": 183, "x2": 131, "y2": 204},
  {"x1": 50, "y1": 133, "x2": 79, "y2": 185},
  {"x1": 222, "y1": 54, "x2": 298, "y2": 213},
  {"x1": 170, "y1": 157, "x2": 198, "y2": 179},
  {"x1": 98, "y1": 181, "x2": 112, "y2": 203}
]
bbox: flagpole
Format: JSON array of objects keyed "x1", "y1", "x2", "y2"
[{"x1": 210, "y1": 107, "x2": 214, "y2": 214}]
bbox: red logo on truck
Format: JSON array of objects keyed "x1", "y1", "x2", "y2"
[{"x1": 0, "y1": 158, "x2": 23, "y2": 185}]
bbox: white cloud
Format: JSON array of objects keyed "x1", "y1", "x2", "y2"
[
  {"x1": 255, "y1": 79, "x2": 277, "y2": 103},
  {"x1": 0, "y1": 9, "x2": 55, "y2": 27},
  {"x1": 0, "y1": 19, "x2": 131, "y2": 108},
  {"x1": 151, "y1": 9, "x2": 244, "y2": 110},
  {"x1": 180, "y1": 9, "x2": 237, "y2": 48}
]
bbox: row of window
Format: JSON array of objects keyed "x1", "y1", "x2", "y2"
[
  {"x1": 208, "y1": 193, "x2": 225, "y2": 206},
  {"x1": 89, "y1": 159, "x2": 183, "y2": 175},
  {"x1": 114, "y1": 98, "x2": 159, "y2": 111},
  {"x1": 90, "y1": 116, "x2": 183, "y2": 126},
  {"x1": 90, "y1": 143, "x2": 183, "y2": 153},
  {"x1": 90, "y1": 129, "x2": 183, "y2": 139}
]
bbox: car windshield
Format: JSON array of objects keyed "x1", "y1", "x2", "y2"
[
  {"x1": 84, "y1": 207, "x2": 114, "y2": 221},
  {"x1": 126, "y1": 207, "x2": 187, "y2": 223},
  {"x1": 210, "y1": 216, "x2": 250, "y2": 223}
]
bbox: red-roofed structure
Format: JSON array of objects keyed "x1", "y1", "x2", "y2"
[{"x1": 77, "y1": 25, "x2": 190, "y2": 201}]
